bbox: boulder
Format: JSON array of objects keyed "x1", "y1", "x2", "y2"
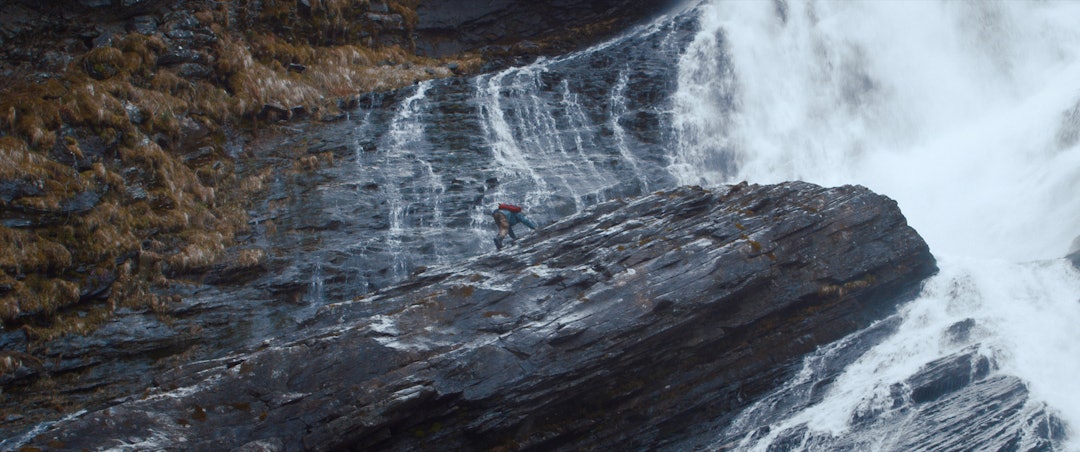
[{"x1": 18, "y1": 182, "x2": 936, "y2": 450}]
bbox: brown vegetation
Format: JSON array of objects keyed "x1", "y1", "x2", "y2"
[{"x1": 0, "y1": 0, "x2": 480, "y2": 341}]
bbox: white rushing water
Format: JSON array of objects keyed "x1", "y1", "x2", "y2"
[
  {"x1": 379, "y1": 81, "x2": 431, "y2": 279},
  {"x1": 672, "y1": 0, "x2": 1080, "y2": 448}
]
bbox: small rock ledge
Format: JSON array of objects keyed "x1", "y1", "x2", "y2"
[{"x1": 20, "y1": 182, "x2": 936, "y2": 451}]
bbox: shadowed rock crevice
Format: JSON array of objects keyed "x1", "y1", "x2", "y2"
[
  {"x1": 20, "y1": 181, "x2": 936, "y2": 450},
  {"x1": 415, "y1": 0, "x2": 684, "y2": 60}
]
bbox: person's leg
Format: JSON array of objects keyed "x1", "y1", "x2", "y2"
[{"x1": 493, "y1": 212, "x2": 510, "y2": 249}]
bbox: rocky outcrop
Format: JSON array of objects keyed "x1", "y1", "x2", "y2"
[{"x1": 17, "y1": 182, "x2": 936, "y2": 450}]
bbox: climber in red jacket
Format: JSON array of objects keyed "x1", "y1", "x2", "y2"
[{"x1": 492, "y1": 203, "x2": 537, "y2": 250}]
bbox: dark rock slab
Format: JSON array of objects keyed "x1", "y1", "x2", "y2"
[
  {"x1": 768, "y1": 349, "x2": 1066, "y2": 451},
  {"x1": 892, "y1": 356, "x2": 1066, "y2": 451},
  {"x1": 18, "y1": 182, "x2": 936, "y2": 450},
  {"x1": 415, "y1": 0, "x2": 684, "y2": 57},
  {"x1": 0, "y1": 178, "x2": 45, "y2": 204},
  {"x1": 908, "y1": 379, "x2": 1062, "y2": 449},
  {"x1": 907, "y1": 348, "x2": 992, "y2": 404}
]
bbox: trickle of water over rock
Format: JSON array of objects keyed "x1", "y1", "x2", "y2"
[
  {"x1": 243, "y1": 8, "x2": 701, "y2": 304},
  {"x1": 2, "y1": 6, "x2": 703, "y2": 441}
]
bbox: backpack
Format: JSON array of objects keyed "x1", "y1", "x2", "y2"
[{"x1": 498, "y1": 203, "x2": 522, "y2": 213}]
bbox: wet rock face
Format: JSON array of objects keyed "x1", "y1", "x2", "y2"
[
  {"x1": 11, "y1": 0, "x2": 170, "y2": 19},
  {"x1": 21, "y1": 182, "x2": 936, "y2": 450},
  {"x1": 414, "y1": 0, "x2": 683, "y2": 57},
  {"x1": 719, "y1": 346, "x2": 1067, "y2": 451},
  {"x1": 1, "y1": 0, "x2": 169, "y2": 74},
  {"x1": 0, "y1": 1, "x2": 696, "y2": 438}
]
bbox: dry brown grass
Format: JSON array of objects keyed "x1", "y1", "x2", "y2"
[
  {"x1": 389, "y1": 0, "x2": 419, "y2": 28},
  {"x1": 0, "y1": 84, "x2": 63, "y2": 149},
  {"x1": 0, "y1": 136, "x2": 52, "y2": 181},
  {"x1": 117, "y1": 33, "x2": 167, "y2": 78},
  {"x1": 168, "y1": 230, "x2": 227, "y2": 273},
  {"x1": 0, "y1": 136, "x2": 92, "y2": 212},
  {"x1": 0, "y1": 271, "x2": 84, "y2": 331},
  {"x1": 63, "y1": 81, "x2": 129, "y2": 128},
  {"x1": 0, "y1": 0, "x2": 482, "y2": 338},
  {"x1": 0, "y1": 227, "x2": 72, "y2": 276},
  {"x1": 75, "y1": 201, "x2": 141, "y2": 263},
  {"x1": 82, "y1": 46, "x2": 125, "y2": 79},
  {"x1": 250, "y1": 37, "x2": 480, "y2": 97}
]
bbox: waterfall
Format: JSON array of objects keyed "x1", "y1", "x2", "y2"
[
  {"x1": 469, "y1": 23, "x2": 689, "y2": 239},
  {"x1": 473, "y1": 60, "x2": 640, "y2": 215},
  {"x1": 383, "y1": 84, "x2": 423, "y2": 278},
  {"x1": 671, "y1": 0, "x2": 1080, "y2": 448},
  {"x1": 610, "y1": 69, "x2": 651, "y2": 192},
  {"x1": 475, "y1": 68, "x2": 556, "y2": 207},
  {"x1": 306, "y1": 13, "x2": 691, "y2": 294}
]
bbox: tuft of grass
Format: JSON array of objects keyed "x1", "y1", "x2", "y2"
[
  {"x1": 20, "y1": 303, "x2": 116, "y2": 342},
  {"x1": 9, "y1": 275, "x2": 80, "y2": 319},
  {"x1": 0, "y1": 226, "x2": 72, "y2": 275},
  {"x1": 389, "y1": 1, "x2": 420, "y2": 28},
  {"x1": 168, "y1": 230, "x2": 227, "y2": 274},
  {"x1": 0, "y1": 136, "x2": 93, "y2": 214},
  {"x1": 63, "y1": 81, "x2": 129, "y2": 129},
  {"x1": 235, "y1": 248, "x2": 267, "y2": 268},
  {"x1": 75, "y1": 201, "x2": 141, "y2": 263},
  {"x1": 0, "y1": 88, "x2": 62, "y2": 149},
  {"x1": 82, "y1": 46, "x2": 126, "y2": 80},
  {"x1": 117, "y1": 33, "x2": 167, "y2": 78},
  {"x1": 0, "y1": 136, "x2": 60, "y2": 182}
]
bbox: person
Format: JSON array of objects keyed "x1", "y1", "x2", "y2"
[{"x1": 492, "y1": 203, "x2": 537, "y2": 250}]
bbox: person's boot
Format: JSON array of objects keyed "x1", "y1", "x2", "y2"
[{"x1": 494, "y1": 237, "x2": 503, "y2": 250}]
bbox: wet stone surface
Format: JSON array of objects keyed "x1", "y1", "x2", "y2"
[{"x1": 17, "y1": 182, "x2": 937, "y2": 450}]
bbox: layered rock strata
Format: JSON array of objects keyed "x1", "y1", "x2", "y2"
[{"x1": 18, "y1": 182, "x2": 936, "y2": 450}]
